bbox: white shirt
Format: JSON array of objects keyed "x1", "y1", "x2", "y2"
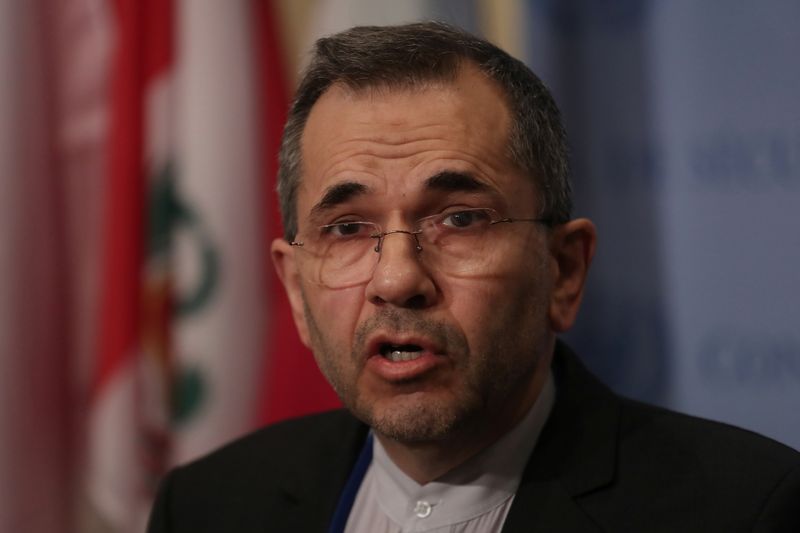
[{"x1": 345, "y1": 373, "x2": 555, "y2": 533}]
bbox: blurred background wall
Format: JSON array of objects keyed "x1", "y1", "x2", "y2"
[{"x1": 1, "y1": 1, "x2": 798, "y2": 531}]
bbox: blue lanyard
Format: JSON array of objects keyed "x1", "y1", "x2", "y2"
[{"x1": 327, "y1": 433, "x2": 374, "y2": 533}]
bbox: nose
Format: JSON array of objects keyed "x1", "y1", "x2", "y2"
[{"x1": 365, "y1": 230, "x2": 437, "y2": 309}]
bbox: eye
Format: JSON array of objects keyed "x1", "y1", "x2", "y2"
[
  {"x1": 320, "y1": 221, "x2": 374, "y2": 239},
  {"x1": 440, "y1": 209, "x2": 493, "y2": 229}
]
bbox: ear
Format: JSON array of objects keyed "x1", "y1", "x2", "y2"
[
  {"x1": 548, "y1": 218, "x2": 596, "y2": 332},
  {"x1": 271, "y1": 238, "x2": 312, "y2": 348}
]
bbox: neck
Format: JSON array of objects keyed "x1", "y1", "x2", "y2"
[{"x1": 375, "y1": 348, "x2": 553, "y2": 485}]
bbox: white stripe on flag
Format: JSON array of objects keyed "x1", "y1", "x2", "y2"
[{"x1": 170, "y1": 0, "x2": 267, "y2": 464}]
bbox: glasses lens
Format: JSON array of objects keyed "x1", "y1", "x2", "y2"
[
  {"x1": 300, "y1": 221, "x2": 379, "y2": 287},
  {"x1": 418, "y1": 208, "x2": 508, "y2": 277}
]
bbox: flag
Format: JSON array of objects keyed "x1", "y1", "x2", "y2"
[
  {"x1": 83, "y1": 0, "x2": 275, "y2": 525},
  {"x1": 86, "y1": 0, "x2": 176, "y2": 529},
  {"x1": 0, "y1": 3, "x2": 71, "y2": 532},
  {"x1": 86, "y1": 0, "x2": 285, "y2": 529},
  {"x1": 169, "y1": 0, "x2": 268, "y2": 463}
]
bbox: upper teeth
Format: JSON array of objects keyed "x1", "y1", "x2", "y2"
[{"x1": 388, "y1": 350, "x2": 422, "y2": 362}]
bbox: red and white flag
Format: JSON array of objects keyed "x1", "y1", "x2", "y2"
[
  {"x1": 84, "y1": 1, "x2": 339, "y2": 530},
  {"x1": 86, "y1": 0, "x2": 177, "y2": 529}
]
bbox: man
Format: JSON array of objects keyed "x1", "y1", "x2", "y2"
[{"x1": 148, "y1": 22, "x2": 800, "y2": 532}]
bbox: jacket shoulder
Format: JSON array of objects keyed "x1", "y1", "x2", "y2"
[
  {"x1": 618, "y1": 397, "x2": 800, "y2": 471},
  {"x1": 147, "y1": 410, "x2": 367, "y2": 533},
  {"x1": 542, "y1": 343, "x2": 800, "y2": 531},
  {"x1": 606, "y1": 397, "x2": 800, "y2": 531},
  {"x1": 181, "y1": 408, "x2": 363, "y2": 477}
]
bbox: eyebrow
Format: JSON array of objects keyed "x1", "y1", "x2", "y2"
[
  {"x1": 310, "y1": 181, "x2": 370, "y2": 219},
  {"x1": 308, "y1": 171, "x2": 492, "y2": 219},
  {"x1": 423, "y1": 171, "x2": 493, "y2": 193}
]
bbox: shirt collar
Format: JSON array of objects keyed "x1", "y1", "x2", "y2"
[{"x1": 371, "y1": 370, "x2": 556, "y2": 529}]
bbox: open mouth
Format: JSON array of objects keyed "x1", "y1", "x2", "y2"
[{"x1": 379, "y1": 343, "x2": 424, "y2": 362}]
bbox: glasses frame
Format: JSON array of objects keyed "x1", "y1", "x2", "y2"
[
  {"x1": 288, "y1": 207, "x2": 554, "y2": 287},
  {"x1": 290, "y1": 207, "x2": 552, "y2": 250}
]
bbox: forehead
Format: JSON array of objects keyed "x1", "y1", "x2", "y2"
[{"x1": 297, "y1": 65, "x2": 533, "y2": 221}]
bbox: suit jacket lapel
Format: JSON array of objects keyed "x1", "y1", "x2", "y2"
[
  {"x1": 270, "y1": 412, "x2": 369, "y2": 532},
  {"x1": 502, "y1": 341, "x2": 620, "y2": 532}
]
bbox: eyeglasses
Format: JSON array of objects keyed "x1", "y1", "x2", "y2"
[{"x1": 290, "y1": 207, "x2": 552, "y2": 288}]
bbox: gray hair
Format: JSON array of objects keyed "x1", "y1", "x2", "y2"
[{"x1": 277, "y1": 21, "x2": 571, "y2": 239}]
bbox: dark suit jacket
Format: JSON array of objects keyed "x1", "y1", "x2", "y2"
[{"x1": 148, "y1": 343, "x2": 800, "y2": 532}]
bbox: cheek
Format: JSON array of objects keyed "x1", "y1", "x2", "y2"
[
  {"x1": 444, "y1": 265, "x2": 551, "y2": 342},
  {"x1": 444, "y1": 278, "x2": 508, "y2": 338},
  {"x1": 308, "y1": 286, "x2": 364, "y2": 345}
]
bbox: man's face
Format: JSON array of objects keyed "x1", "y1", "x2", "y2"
[{"x1": 274, "y1": 67, "x2": 559, "y2": 444}]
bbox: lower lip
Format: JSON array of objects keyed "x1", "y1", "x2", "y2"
[{"x1": 366, "y1": 351, "x2": 443, "y2": 381}]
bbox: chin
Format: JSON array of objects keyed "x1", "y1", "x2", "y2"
[{"x1": 354, "y1": 391, "x2": 474, "y2": 443}]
